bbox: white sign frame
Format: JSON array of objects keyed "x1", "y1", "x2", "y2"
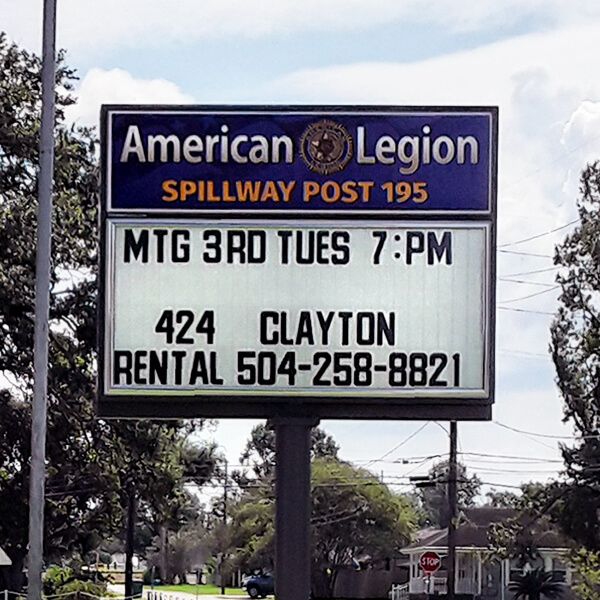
[{"x1": 103, "y1": 219, "x2": 492, "y2": 403}]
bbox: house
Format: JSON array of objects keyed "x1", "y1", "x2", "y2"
[{"x1": 402, "y1": 507, "x2": 571, "y2": 600}]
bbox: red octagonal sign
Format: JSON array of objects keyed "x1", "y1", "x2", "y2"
[{"x1": 419, "y1": 551, "x2": 441, "y2": 574}]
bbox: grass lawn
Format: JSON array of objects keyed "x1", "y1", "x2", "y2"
[{"x1": 153, "y1": 584, "x2": 246, "y2": 596}]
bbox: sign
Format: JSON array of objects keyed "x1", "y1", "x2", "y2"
[
  {"x1": 105, "y1": 220, "x2": 489, "y2": 396},
  {"x1": 105, "y1": 108, "x2": 494, "y2": 215},
  {"x1": 99, "y1": 106, "x2": 497, "y2": 419},
  {"x1": 419, "y1": 551, "x2": 441, "y2": 574}
]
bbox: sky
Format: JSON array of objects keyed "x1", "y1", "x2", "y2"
[{"x1": 3, "y1": 0, "x2": 600, "y2": 500}]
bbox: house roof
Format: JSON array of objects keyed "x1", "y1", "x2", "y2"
[{"x1": 404, "y1": 507, "x2": 568, "y2": 553}]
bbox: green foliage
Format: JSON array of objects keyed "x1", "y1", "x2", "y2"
[
  {"x1": 110, "y1": 421, "x2": 215, "y2": 525},
  {"x1": 145, "y1": 520, "x2": 213, "y2": 584},
  {"x1": 43, "y1": 565, "x2": 75, "y2": 591},
  {"x1": 54, "y1": 579, "x2": 109, "y2": 600},
  {"x1": 43, "y1": 565, "x2": 108, "y2": 599},
  {"x1": 417, "y1": 459, "x2": 481, "y2": 527},
  {"x1": 238, "y1": 421, "x2": 339, "y2": 479},
  {"x1": 109, "y1": 420, "x2": 219, "y2": 586},
  {"x1": 508, "y1": 568, "x2": 564, "y2": 600},
  {"x1": 0, "y1": 32, "x2": 218, "y2": 591},
  {"x1": 551, "y1": 161, "x2": 600, "y2": 549},
  {"x1": 0, "y1": 30, "x2": 106, "y2": 589},
  {"x1": 570, "y1": 549, "x2": 600, "y2": 600},
  {"x1": 228, "y1": 479, "x2": 275, "y2": 572},
  {"x1": 311, "y1": 458, "x2": 416, "y2": 597},
  {"x1": 485, "y1": 489, "x2": 522, "y2": 508},
  {"x1": 488, "y1": 482, "x2": 568, "y2": 564},
  {"x1": 227, "y1": 455, "x2": 417, "y2": 599}
]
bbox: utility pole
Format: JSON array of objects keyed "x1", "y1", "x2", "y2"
[
  {"x1": 220, "y1": 459, "x2": 228, "y2": 595},
  {"x1": 447, "y1": 421, "x2": 458, "y2": 600},
  {"x1": 125, "y1": 481, "x2": 136, "y2": 600},
  {"x1": 28, "y1": 0, "x2": 57, "y2": 598},
  {"x1": 223, "y1": 459, "x2": 228, "y2": 524}
]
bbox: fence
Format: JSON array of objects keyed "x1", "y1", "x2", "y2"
[
  {"x1": 389, "y1": 583, "x2": 409, "y2": 600},
  {"x1": 0, "y1": 591, "x2": 143, "y2": 600}
]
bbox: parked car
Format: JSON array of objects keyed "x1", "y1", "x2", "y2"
[{"x1": 244, "y1": 573, "x2": 274, "y2": 598}]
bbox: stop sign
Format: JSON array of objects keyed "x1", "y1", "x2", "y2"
[{"x1": 419, "y1": 551, "x2": 441, "y2": 574}]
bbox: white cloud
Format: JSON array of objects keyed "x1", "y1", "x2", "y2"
[
  {"x1": 66, "y1": 68, "x2": 194, "y2": 128},
  {"x1": 33, "y1": 7, "x2": 600, "y2": 488},
  {"x1": 563, "y1": 100, "x2": 600, "y2": 146},
  {"x1": 260, "y1": 22, "x2": 599, "y2": 224},
  {"x1": 3, "y1": 0, "x2": 600, "y2": 57},
  {"x1": 559, "y1": 100, "x2": 600, "y2": 197},
  {"x1": 264, "y1": 21, "x2": 600, "y2": 107}
]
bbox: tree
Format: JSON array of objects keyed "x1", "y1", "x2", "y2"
[
  {"x1": 145, "y1": 519, "x2": 213, "y2": 585},
  {"x1": 569, "y1": 549, "x2": 600, "y2": 600},
  {"x1": 0, "y1": 31, "x2": 107, "y2": 589},
  {"x1": 238, "y1": 421, "x2": 340, "y2": 479},
  {"x1": 485, "y1": 489, "x2": 521, "y2": 508},
  {"x1": 417, "y1": 459, "x2": 481, "y2": 527},
  {"x1": 107, "y1": 421, "x2": 218, "y2": 590},
  {"x1": 226, "y1": 456, "x2": 417, "y2": 598},
  {"x1": 508, "y1": 568, "x2": 564, "y2": 600},
  {"x1": 228, "y1": 478, "x2": 275, "y2": 574},
  {"x1": 43, "y1": 565, "x2": 109, "y2": 600},
  {"x1": 487, "y1": 481, "x2": 573, "y2": 577},
  {"x1": 311, "y1": 459, "x2": 416, "y2": 598},
  {"x1": 0, "y1": 33, "x2": 218, "y2": 590},
  {"x1": 551, "y1": 161, "x2": 600, "y2": 549}
]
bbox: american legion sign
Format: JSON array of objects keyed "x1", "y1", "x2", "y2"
[{"x1": 98, "y1": 106, "x2": 497, "y2": 420}]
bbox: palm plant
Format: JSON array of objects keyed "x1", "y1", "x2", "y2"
[{"x1": 508, "y1": 568, "x2": 564, "y2": 600}]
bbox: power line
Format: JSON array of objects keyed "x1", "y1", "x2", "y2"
[
  {"x1": 498, "y1": 278, "x2": 557, "y2": 287},
  {"x1": 498, "y1": 306, "x2": 554, "y2": 315},
  {"x1": 363, "y1": 422, "x2": 431, "y2": 468},
  {"x1": 500, "y1": 266, "x2": 560, "y2": 278},
  {"x1": 500, "y1": 129, "x2": 600, "y2": 193},
  {"x1": 498, "y1": 249, "x2": 553, "y2": 258},
  {"x1": 497, "y1": 349, "x2": 549, "y2": 359},
  {"x1": 353, "y1": 453, "x2": 446, "y2": 466},
  {"x1": 360, "y1": 452, "x2": 560, "y2": 466},
  {"x1": 493, "y1": 421, "x2": 573, "y2": 440},
  {"x1": 459, "y1": 452, "x2": 562, "y2": 464},
  {"x1": 478, "y1": 481, "x2": 532, "y2": 490},
  {"x1": 498, "y1": 285, "x2": 560, "y2": 304},
  {"x1": 460, "y1": 465, "x2": 561, "y2": 475},
  {"x1": 498, "y1": 219, "x2": 579, "y2": 248},
  {"x1": 363, "y1": 452, "x2": 561, "y2": 465},
  {"x1": 500, "y1": 128, "x2": 600, "y2": 192},
  {"x1": 196, "y1": 469, "x2": 567, "y2": 492}
]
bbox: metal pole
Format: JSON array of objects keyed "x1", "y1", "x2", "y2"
[
  {"x1": 221, "y1": 459, "x2": 228, "y2": 595},
  {"x1": 125, "y1": 482, "x2": 136, "y2": 599},
  {"x1": 28, "y1": 0, "x2": 57, "y2": 598},
  {"x1": 447, "y1": 421, "x2": 458, "y2": 600},
  {"x1": 274, "y1": 417, "x2": 318, "y2": 600}
]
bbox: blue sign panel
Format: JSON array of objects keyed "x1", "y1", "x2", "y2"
[{"x1": 103, "y1": 107, "x2": 496, "y2": 215}]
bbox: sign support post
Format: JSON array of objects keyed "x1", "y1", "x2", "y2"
[{"x1": 274, "y1": 418, "x2": 318, "y2": 600}]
